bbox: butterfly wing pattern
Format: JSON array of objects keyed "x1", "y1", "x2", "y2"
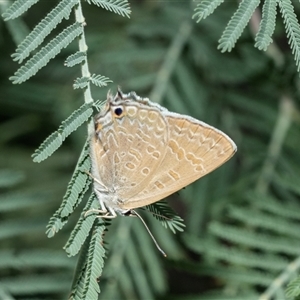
[{"x1": 90, "y1": 90, "x2": 237, "y2": 214}]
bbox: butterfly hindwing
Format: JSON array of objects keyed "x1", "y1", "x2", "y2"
[{"x1": 120, "y1": 112, "x2": 236, "y2": 209}]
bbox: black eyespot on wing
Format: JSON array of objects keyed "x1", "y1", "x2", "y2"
[{"x1": 114, "y1": 107, "x2": 123, "y2": 116}]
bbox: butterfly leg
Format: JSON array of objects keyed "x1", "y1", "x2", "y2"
[
  {"x1": 95, "y1": 196, "x2": 117, "y2": 219},
  {"x1": 84, "y1": 207, "x2": 117, "y2": 219},
  {"x1": 85, "y1": 170, "x2": 109, "y2": 193},
  {"x1": 84, "y1": 190, "x2": 117, "y2": 219},
  {"x1": 101, "y1": 207, "x2": 117, "y2": 219}
]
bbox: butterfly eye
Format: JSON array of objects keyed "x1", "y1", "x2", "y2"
[{"x1": 114, "y1": 107, "x2": 123, "y2": 117}]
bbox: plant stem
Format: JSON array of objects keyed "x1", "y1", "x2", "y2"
[
  {"x1": 259, "y1": 256, "x2": 300, "y2": 300},
  {"x1": 150, "y1": 20, "x2": 192, "y2": 104},
  {"x1": 74, "y1": 1, "x2": 93, "y2": 104},
  {"x1": 256, "y1": 95, "x2": 294, "y2": 194}
]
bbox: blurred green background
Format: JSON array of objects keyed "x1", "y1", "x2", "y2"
[{"x1": 1, "y1": 0, "x2": 300, "y2": 299}]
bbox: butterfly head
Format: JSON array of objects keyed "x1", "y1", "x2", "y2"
[{"x1": 94, "y1": 88, "x2": 151, "y2": 133}]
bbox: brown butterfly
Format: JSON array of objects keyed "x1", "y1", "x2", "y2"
[{"x1": 88, "y1": 89, "x2": 236, "y2": 255}]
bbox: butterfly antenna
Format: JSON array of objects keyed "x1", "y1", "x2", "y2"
[{"x1": 131, "y1": 210, "x2": 167, "y2": 257}]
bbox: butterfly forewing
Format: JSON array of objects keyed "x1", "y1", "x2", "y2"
[{"x1": 92, "y1": 100, "x2": 169, "y2": 199}]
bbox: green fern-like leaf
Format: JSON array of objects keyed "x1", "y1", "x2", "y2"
[
  {"x1": 60, "y1": 168, "x2": 91, "y2": 217},
  {"x1": 228, "y1": 206, "x2": 300, "y2": 239},
  {"x1": 69, "y1": 219, "x2": 109, "y2": 300},
  {"x1": 0, "y1": 169, "x2": 25, "y2": 188},
  {"x1": 275, "y1": 174, "x2": 300, "y2": 196},
  {"x1": 32, "y1": 131, "x2": 63, "y2": 163},
  {"x1": 204, "y1": 265, "x2": 274, "y2": 287},
  {"x1": 90, "y1": 74, "x2": 112, "y2": 87},
  {"x1": 64, "y1": 194, "x2": 98, "y2": 257},
  {"x1": 45, "y1": 211, "x2": 68, "y2": 238},
  {"x1": 192, "y1": 0, "x2": 225, "y2": 23},
  {"x1": 255, "y1": 0, "x2": 278, "y2": 51},
  {"x1": 79, "y1": 221, "x2": 106, "y2": 299},
  {"x1": 65, "y1": 51, "x2": 87, "y2": 67},
  {"x1": 59, "y1": 140, "x2": 91, "y2": 218},
  {"x1": 32, "y1": 102, "x2": 93, "y2": 163},
  {"x1": 2, "y1": 0, "x2": 39, "y2": 21},
  {"x1": 248, "y1": 192, "x2": 300, "y2": 221},
  {"x1": 0, "y1": 190, "x2": 48, "y2": 212},
  {"x1": 11, "y1": 0, "x2": 77, "y2": 63},
  {"x1": 73, "y1": 76, "x2": 90, "y2": 89},
  {"x1": 74, "y1": 74, "x2": 112, "y2": 89},
  {"x1": 86, "y1": 0, "x2": 131, "y2": 18},
  {"x1": 46, "y1": 140, "x2": 91, "y2": 237},
  {"x1": 184, "y1": 236, "x2": 289, "y2": 271},
  {"x1": 100, "y1": 216, "x2": 168, "y2": 299},
  {"x1": 123, "y1": 237, "x2": 157, "y2": 298},
  {"x1": 146, "y1": 201, "x2": 185, "y2": 234},
  {"x1": 218, "y1": 0, "x2": 260, "y2": 52},
  {"x1": 209, "y1": 222, "x2": 300, "y2": 255},
  {"x1": 286, "y1": 274, "x2": 300, "y2": 298},
  {"x1": 10, "y1": 22, "x2": 83, "y2": 84},
  {"x1": 59, "y1": 102, "x2": 94, "y2": 139},
  {"x1": 93, "y1": 100, "x2": 107, "y2": 111},
  {"x1": 69, "y1": 231, "x2": 91, "y2": 300},
  {"x1": 278, "y1": 0, "x2": 300, "y2": 72}
]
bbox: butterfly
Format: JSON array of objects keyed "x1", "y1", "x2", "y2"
[{"x1": 89, "y1": 89, "x2": 237, "y2": 219}]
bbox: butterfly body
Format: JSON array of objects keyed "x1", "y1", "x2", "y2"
[{"x1": 90, "y1": 90, "x2": 237, "y2": 217}]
